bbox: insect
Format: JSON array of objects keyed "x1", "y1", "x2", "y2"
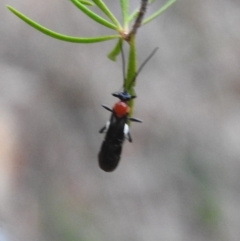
[
  {"x1": 98, "y1": 47, "x2": 159, "y2": 172},
  {"x1": 98, "y1": 91, "x2": 142, "y2": 172}
]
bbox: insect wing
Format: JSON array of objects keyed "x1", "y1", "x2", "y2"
[
  {"x1": 98, "y1": 139, "x2": 122, "y2": 172},
  {"x1": 98, "y1": 114, "x2": 127, "y2": 172}
]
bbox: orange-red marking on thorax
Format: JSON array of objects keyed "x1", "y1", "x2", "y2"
[{"x1": 113, "y1": 101, "x2": 130, "y2": 118}]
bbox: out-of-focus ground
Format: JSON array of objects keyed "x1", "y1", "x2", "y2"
[{"x1": 1, "y1": 0, "x2": 240, "y2": 240}]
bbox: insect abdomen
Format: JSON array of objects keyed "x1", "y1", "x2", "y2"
[{"x1": 98, "y1": 139, "x2": 122, "y2": 172}]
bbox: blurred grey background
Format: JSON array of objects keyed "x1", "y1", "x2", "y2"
[{"x1": 1, "y1": 0, "x2": 240, "y2": 240}]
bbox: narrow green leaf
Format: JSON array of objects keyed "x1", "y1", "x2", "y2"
[
  {"x1": 7, "y1": 6, "x2": 120, "y2": 43},
  {"x1": 128, "y1": 9, "x2": 138, "y2": 24},
  {"x1": 120, "y1": 0, "x2": 129, "y2": 29},
  {"x1": 70, "y1": 0, "x2": 118, "y2": 30},
  {"x1": 128, "y1": 0, "x2": 156, "y2": 23},
  {"x1": 77, "y1": 0, "x2": 94, "y2": 6},
  {"x1": 107, "y1": 39, "x2": 123, "y2": 61},
  {"x1": 142, "y1": 0, "x2": 176, "y2": 25},
  {"x1": 92, "y1": 0, "x2": 122, "y2": 29}
]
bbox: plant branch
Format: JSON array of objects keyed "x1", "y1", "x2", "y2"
[{"x1": 126, "y1": 0, "x2": 148, "y2": 41}]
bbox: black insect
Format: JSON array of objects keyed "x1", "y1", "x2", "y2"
[
  {"x1": 98, "y1": 91, "x2": 142, "y2": 172},
  {"x1": 98, "y1": 47, "x2": 159, "y2": 172}
]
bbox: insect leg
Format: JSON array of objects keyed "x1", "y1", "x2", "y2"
[
  {"x1": 128, "y1": 117, "x2": 143, "y2": 123},
  {"x1": 124, "y1": 124, "x2": 132, "y2": 142},
  {"x1": 101, "y1": 105, "x2": 112, "y2": 112},
  {"x1": 127, "y1": 132, "x2": 132, "y2": 143},
  {"x1": 99, "y1": 121, "x2": 110, "y2": 133}
]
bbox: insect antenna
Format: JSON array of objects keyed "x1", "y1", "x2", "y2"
[{"x1": 128, "y1": 47, "x2": 159, "y2": 88}]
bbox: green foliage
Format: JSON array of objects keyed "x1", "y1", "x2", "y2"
[{"x1": 7, "y1": 0, "x2": 176, "y2": 115}]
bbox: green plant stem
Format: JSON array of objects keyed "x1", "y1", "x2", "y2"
[{"x1": 125, "y1": 35, "x2": 137, "y2": 117}]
